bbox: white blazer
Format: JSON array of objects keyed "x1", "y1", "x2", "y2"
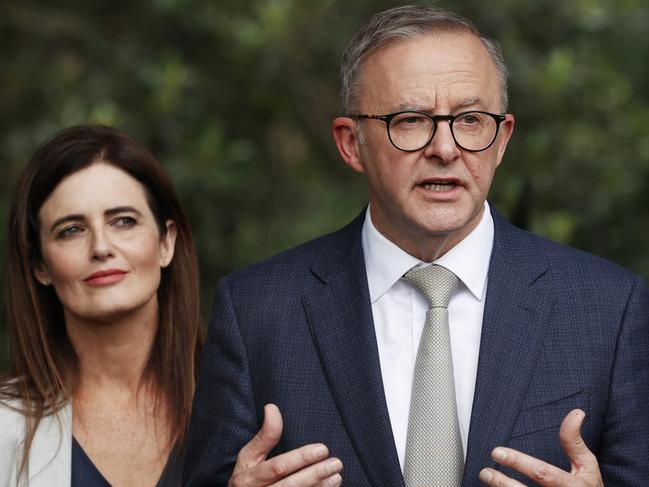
[{"x1": 0, "y1": 401, "x2": 71, "y2": 487}]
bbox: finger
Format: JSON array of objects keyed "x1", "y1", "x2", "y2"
[
  {"x1": 489, "y1": 447, "x2": 569, "y2": 486},
  {"x1": 271, "y1": 457, "x2": 343, "y2": 487},
  {"x1": 314, "y1": 474, "x2": 343, "y2": 487},
  {"x1": 235, "y1": 444, "x2": 334, "y2": 486},
  {"x1": 559, "y1": 409, "x2": 598, "y2": 472},
  {"x1": 479, "y1": 467, "x2": 526, "y2": 486},
  {"x1": 234, "y1": 404, "x2": 284, "y2": 473}
]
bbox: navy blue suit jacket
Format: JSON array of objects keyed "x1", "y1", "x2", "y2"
[{"x1": 184, "y1": 208, "x2": 649, "y2": 486}]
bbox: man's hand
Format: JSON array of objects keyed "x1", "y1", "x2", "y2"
[
  {"x1": 228, "y1": 404, "x2": 343, "y2": 487},
  {"x1": 479, "y1": 409, "x2": 603, "y2": 486}
]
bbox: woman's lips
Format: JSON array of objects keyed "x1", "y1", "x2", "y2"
[{"x1": 83, "y1": 269, "x2": 128, "y2": 286}]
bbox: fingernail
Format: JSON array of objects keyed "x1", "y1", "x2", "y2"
[
  {"x1": 326, "y1": 458, "x2": 343, "y2": 474},
  {"x1": 479, "y1": 469, "x2": 493, "y2": 482},
  {"x1": 492, "y1": 447, "x2": 507, "y2": 461},
  {"x1": 328, "y1": 473, "x2": 342, "y2": 486},
  {"x1": 314, "y1": 444, "x2": 328, "y2": 458}
]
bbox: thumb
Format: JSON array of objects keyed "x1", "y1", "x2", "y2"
[
  {"x1": 235, "y1": 404, "x2": 283, "y2": 471},
  {"x1": 559, "y1": 409, "x2": 596, "y2": 471}
]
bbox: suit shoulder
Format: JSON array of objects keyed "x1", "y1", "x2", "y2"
[
  {"x1": 506, "y1": 221, "x2": 643, "y2": 288},
  {"x1": 541, "y1": 234, "x2": 634, "y2": 276},
  {"x1": 222, "y1": 217, "x2": 360, "y2": 289}
]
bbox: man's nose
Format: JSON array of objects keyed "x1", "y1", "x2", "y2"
[{"x1": 423, "y1": 120, "x2": 461, "y2": 162}]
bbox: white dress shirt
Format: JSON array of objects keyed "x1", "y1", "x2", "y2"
[{"x1": 361, "y1": 202, "x2": 494, "y2": 470}]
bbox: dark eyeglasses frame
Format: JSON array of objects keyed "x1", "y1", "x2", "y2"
[{"x1": 348, "y1": 110, "x2": 507, "y2": 153}]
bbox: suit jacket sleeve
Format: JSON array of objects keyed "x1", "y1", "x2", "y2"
[
  {"x1": 0, "y1": 400, "x2": 72, "y2": 487},
  {"x1": 599, "y1": 274, "x2": 649, "y2": 484},
  {"x1": 183, "y1": 277, "x2": 258, "y2": 486}
]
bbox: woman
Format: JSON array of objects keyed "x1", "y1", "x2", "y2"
[{"x1": 0, "y1": 126, "x2": 342, "y2": 486}]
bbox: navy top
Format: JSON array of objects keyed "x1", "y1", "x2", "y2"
[{"x1": 71, "y1": 437, "x2": 181, "y2": 487}]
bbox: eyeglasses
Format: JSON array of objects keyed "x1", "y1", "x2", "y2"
[{"x1": 348, "y1": 110, "x2": 507, "y2": 152}]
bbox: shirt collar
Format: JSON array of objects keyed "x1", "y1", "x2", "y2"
[{"x1": 361, "y1": 201, "x2": 494, "y2": 303}]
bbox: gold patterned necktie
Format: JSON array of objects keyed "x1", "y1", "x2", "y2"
[{"x1": 402, "y1": 264, "x2": 464, "y2": 487}]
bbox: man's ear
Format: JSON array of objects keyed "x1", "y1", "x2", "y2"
[
  {"x1": 332, "y1": 117, "x2": 365, "y2": 174},
  {"x1": 160, "y1": 220, "x2": 177, "y2": 268}
]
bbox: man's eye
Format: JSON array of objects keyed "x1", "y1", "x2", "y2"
[
  {"x1": 457, "y1": 113, "x2": 483, "y2": 125},
  {"x1": 394, "y1": 114, "x2": 428, "y2": 126}
]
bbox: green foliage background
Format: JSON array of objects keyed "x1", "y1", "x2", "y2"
[{"x1": 2, "y1": 0, "x2": 649, "y2": 366}]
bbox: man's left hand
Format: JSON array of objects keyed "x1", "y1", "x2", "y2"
[{"x1": 479, "y1": 409, "x2": 604, "y2": 486}]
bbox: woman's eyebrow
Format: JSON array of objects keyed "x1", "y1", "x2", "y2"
[
  {"x1": 104, "y1": 206, "x2": 143, "y2": 217},
  {"x1": 49, "y1": 214, "x2": 85, "y2": 233}
]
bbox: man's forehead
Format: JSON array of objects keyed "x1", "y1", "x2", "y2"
[
  {"x1": 363, "y1": 30, "x2": 492, "y2": 71},
  {"x1": 394, "y1": 97, "x2": 487, "y2": 112},
  {"x1": 357, "y1": 32, "x2": 500, "y2": 110}
]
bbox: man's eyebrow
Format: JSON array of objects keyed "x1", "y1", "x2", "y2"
[
  {"x1": 456, "y1": 97, "x2": 483, "y2": 109},
  {"x1": 396, "y1": 103, "x2": 428, "y2": 112},
  {"x1": 395, "y1": 98, "x2": 484, "y2": 113}
]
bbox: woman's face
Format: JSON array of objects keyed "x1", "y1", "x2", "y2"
[{"x1": 34, "y1": 162, "x2": 176, "y2": 324}]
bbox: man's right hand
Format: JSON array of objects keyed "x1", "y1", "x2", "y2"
[{"x1": 228, "y1": 404, "x2": 343, "y2": 487}]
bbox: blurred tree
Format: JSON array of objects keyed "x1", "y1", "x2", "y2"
[{"x1": 1, "y1": 0, "x2": 648, "y2": 367}]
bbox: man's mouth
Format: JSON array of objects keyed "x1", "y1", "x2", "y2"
[{"x1": 421, "y1": 181, "x2": 457, "y2": 191}]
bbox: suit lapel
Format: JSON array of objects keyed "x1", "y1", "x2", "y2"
[
  {"x1": 463, "y1": 210, "x2": 555, "y2": 485},
  {"x1": 301, "y1": 209, "x2": 553, "y2": 486},
  {"x1": 302, "y1": 213, "x2": 405, "y2": 487}
]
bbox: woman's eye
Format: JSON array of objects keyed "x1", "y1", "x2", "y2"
[
  {"x1": 58, "y1": 225, "x2": 83, "y2": 238},
  {"x1": 113, "y1": 216, "x2": 137, "y2": 227}
]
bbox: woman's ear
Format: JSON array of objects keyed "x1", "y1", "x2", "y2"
[
  {"x1": 159, "y1": 220, "x2": 178, "y2": 268},
  {"x1": 33, "y1": 261, "x2": 52, "y2": 286}
]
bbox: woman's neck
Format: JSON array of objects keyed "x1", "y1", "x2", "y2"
[{"x1": 66, "y1": 297, "x2": 159, "y2": 399}]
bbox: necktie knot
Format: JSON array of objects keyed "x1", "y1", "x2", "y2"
[{"x1": 404, "y1": 264, "x2": 459, "y2": 309}]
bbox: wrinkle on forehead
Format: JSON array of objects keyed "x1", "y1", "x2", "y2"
[
  {"x1": 396, "y1": 97, "x2": 486, "y2": 114},
  {"x1": 358, "y1": 32, "x2": 501, "y2": 114}
]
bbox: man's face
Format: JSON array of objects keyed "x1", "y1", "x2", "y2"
[{"x1": 334, "y1": 31, "x2": 514, "y2": 261}]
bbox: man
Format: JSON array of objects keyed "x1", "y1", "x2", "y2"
[{"x1": 185, "y1": 5, "x2": 649, "y2": 486}]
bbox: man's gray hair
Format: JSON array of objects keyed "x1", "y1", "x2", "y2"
[{"x1": 340, "y1": 5, "x2": 510, "y2": 113}]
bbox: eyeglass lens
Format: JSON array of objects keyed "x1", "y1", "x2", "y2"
[{"x1": 388, "y1": 112, "x2": 499, "y2": 151}]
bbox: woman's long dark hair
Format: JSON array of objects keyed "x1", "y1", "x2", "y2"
[{"x1": 1, "y1": 125, "x2": 204, "y2": 478}]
